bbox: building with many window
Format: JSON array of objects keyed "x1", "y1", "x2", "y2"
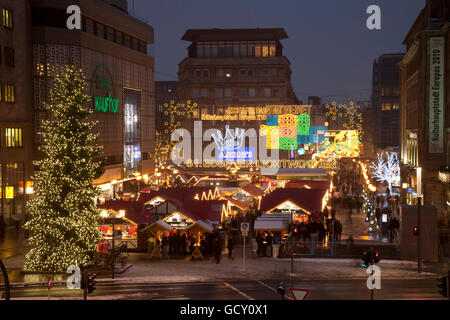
[
  {"x1": 174, "y1": 28, "x2": 328, "y2": 164},
  {"x1": 398, "y1": 0, "x2": 449, "y2": 225},
  {"x1": 371, "y1": 53, "x2": 404, "y2": 149},
  {"x1": 0, "y1": 0, "x2": 155, "y2": 225}
]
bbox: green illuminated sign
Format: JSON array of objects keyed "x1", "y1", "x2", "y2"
[{"x1": 91, "y1": 64, "x2": 119, "y2": 113}]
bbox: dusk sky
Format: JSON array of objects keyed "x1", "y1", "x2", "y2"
[{"x1": 134, "y1": 0, "x2": 425, "y2": 104}]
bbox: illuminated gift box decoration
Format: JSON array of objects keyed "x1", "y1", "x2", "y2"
[
  {"x1": 280, "y1": 127, "x2": 297, "y2": 138},
  {"x1": 297, "y1": 114, "x2": 311, "y2": 135},
  {"x1": 266, "y1": 115, "x2": 278, "y2": 126},
  {"x1": 278, "y1": 114, "x2": 298, "y2": 128},
  {"x1": 279, "y1": 137, "x2": 298, "y2": 150},
  {"x1": 260, "y1": 125, "x2": 279, "y2": 149}
]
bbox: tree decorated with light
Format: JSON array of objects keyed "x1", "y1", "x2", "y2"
[
  {"x1": 361, "y1": 185, "x2": 380, "y2": 233},
  {"x1": 24, "y1": 65, "x2": 103, "y2": 272},
  {"x1": 370, "y1": 152, "x2": 400, "y2": 196}
]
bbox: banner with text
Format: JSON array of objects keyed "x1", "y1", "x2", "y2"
[{"x1": 429, "y1": 37, "x2": 445, "y2": 154}]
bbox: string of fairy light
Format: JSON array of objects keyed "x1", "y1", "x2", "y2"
[{"x1": 24, "y1": 65, "x2": 103, "y2": 272}]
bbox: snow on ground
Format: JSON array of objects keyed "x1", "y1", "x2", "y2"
[{"x1": 3, "y1": 249, "x2": 441, "y2": 286}]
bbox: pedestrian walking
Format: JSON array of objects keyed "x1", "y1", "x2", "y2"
[
  {"x1": 213, "y1": 233, "x2": 222, "y2": 264},
  {"x1": 147, "y1": 234, "x2": 156, "y2": 256},
  {"x1": 12, "y1": 213, "x2": 20, "y2": 235},
  {"x1": 227, "y1": 237, "x2": 234, "y2": 260},
  {"x1": 162, "y1": 233, "x2": 169, "y2": 259},
  {"x1": 256, "y1": 232, "x2": 263, "y2": 257}
]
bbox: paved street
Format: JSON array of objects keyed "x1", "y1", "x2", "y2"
[{"x1": 6, "y1": 278, "x2": 447, "y2": 300}]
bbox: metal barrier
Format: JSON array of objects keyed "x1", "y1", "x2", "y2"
[{"x1": 280, "y1": 237, "x2": 401, "y2": 259}]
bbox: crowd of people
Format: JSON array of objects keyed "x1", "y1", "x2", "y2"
[{"x1": 147, "y1": 229, "x2": 227, "y2": 263}]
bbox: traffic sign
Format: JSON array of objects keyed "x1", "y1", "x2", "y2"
[
  {"x1": 240, "y1": 222, "x2": 249, "y2": 232},
  {"x1": 241, "y1": 230, "x2": 248, "y2": 237},
  {"x1": 289, "y1": 288, "x2": 310, "y2": 300}
]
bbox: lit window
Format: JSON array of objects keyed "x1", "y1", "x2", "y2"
[
  {"x1": 392, "y1": 103, "x2": 399, "y2": 110},
  {"x1": 381, "y1": 103, "x2": 391, "y2": 110},
  {"x1": 4, "y1": 84, "x2": 15, "y2": 103},
  {"x1": 5, "y1": 128, "x2": 23, "y2": 147},
  {"x1": 2, "y1": 9, "x2": 13, "y2": 29}
]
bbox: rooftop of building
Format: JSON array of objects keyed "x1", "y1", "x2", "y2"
[{"x1": 181, "y1": 28, "x2": 288, "y2": 42}]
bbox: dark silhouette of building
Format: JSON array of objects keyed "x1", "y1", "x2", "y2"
[
  {"x1": 398, "y1": 0, "x2": 449, "y2": 225},
  {"x1": 371, "y1": 53, "x2": 404, "y2": 149}
]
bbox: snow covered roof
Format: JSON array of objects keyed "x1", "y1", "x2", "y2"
[{"x1": 254, "y1": 214, "x2": 292, "y2": 231}]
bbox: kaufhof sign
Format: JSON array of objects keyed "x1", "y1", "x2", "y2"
[
  {"x1": 429, "y1": 37, "x2": 445, "y2": 154},
  {"x1": 91, "y1": 64, "x2": 119, "y2": 113}
]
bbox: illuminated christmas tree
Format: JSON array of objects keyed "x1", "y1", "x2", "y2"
[
  {"x1": 24, "y1": 65, "x2": 103, "y2": 272},
  {"x1": 361, "y1": 185, "x2": 380, "y2": 233}
]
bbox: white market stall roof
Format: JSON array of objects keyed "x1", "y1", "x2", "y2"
[
  {"x1": 185, "y1": 220, "x2": 214, "y2": 233},
  {"x1": 254, "y1": 214, "x2": 292, "y2": 231},
  {"x1": 140, "y1": 220, "x2": 174, "y2": 233}
]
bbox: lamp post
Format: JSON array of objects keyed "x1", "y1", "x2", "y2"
[{"x1": 416, "y1": 167, "x2": 422, "y2": 273}]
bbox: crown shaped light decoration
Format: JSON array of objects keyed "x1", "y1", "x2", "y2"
[{"x1": 212, "y1": 125, "x2": 245, "y2": 151}]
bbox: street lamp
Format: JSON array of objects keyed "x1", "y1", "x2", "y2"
[{"x1": 416, "y1": 167, "x2": 422, "y2": 273}]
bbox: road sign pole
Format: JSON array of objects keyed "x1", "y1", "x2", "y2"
[{"x1": 243, "y1": 234, "x2": 246, "y2": 271}]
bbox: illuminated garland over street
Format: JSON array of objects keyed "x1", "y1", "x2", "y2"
[{"x1": 24, "y1": 65, "x2": 103, "y2": 272}]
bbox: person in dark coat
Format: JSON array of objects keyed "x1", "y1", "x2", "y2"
[
  {"x1": 256, "y1": 232, "x2": 263, "y2": 257},
  {"x1": 227, "y1": 237, "x2": 234, "y2": 259},
  {"x1": 168, "y1": 232, "x2": 174, "y2": 257},
  {"x1": 213, "y1": 234, "x2": 222, "y2": 264}
]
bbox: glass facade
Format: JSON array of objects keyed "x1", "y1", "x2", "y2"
[
  {"x1": 197, "y1": 40, "x2": 277, "y2": 57},
  {"x1": 123, "y1": 89, "x2": 142, "y2": 177},
  {"x1": 1, "y1": 162, "x2": 25, "y2": 223}
]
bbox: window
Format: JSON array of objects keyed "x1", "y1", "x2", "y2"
[
  {"x1": 255, "y1": 42, "x2": 262, "y2": 57},
  {"x1": 264, "y1": 88, "x2": 271, "y2": 97},
  {"x1": 263, "y1": 70, "x2": 269, "y2": 78},
  {"x1": 0, "y1": 84, "x2": 2, "y2": 101},
  {"x1": 124, "y1": 34, "x2": 131, "y2": 48},
  {"x1": 115, "y1": 31, "x2": 123, "y2": 45},
  {"x1": 192, "y1": 89, "x2": 200, "y2": 99},
  {"x1": 132, "y1": 38, "x2": 139, "y2": 51},
  {"x1": 5, "y1": 128, "x2": 23, "y2": 147},
  {"x1": 203, "y1": 70, "x2": 209, "y2": 80},
  {"x1": 392, "y1": 103, "x2": 399, "y2": 110},
  {"x1": 2, "y1": 9, "x2": 13, "y2": 29},
  {"x1": 139, "y1": 41, "x2": 147, "y2": 54},
  {"x1": 381, "y1": 102, "x2": 391, "y2": 110},
  {"x1": 248, "y1": 88, "x2": 255, "y2": 98},
  {"x1": 85, "y1": 18, "x2": 95, "y2": 34},
  {"x1": 95, "y1": 22, "x2": 105, "y2": 38},
  {"x1": 195, "y1": 70, "x2": 201, "y2": 80},
  {"x1": 217, "y1": 107, "x2": 224, "y2": 115},
  {"x1": 200, "y1": 88, "x2": 208, "y2": 98},
  {"x1": 272, "y1": 88, "x2": 279, "y2": 97},
  {"x1": 4, "y1": 84, "x2": 15, "y2": 103},
  {"x1": 240, "y1": 88, "x2": 248, "y2": 98},
  {"x1": 106, "y1": 27, "x2": 115, "y2": 41},
  {"x1": 215, "y1": 88, "x2": 223, "y2": 98},
  {"x1": 4, "y1": 47, "x2": 14, "y2": 67},
  {"x1": 224, "y1": 88, "x2": 232, "y2": 98}
]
